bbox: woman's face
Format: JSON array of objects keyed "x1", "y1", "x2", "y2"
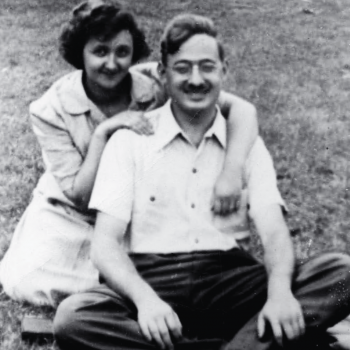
[{"x1": 83, "y1": 30, "x2": 134, "y2": 93}]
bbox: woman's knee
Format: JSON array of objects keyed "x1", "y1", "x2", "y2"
[
  {"x1": 1, "y1": 270, "x2": 41, "y2": 305},
  {"x1": 0, "y1": 269, "x2": 63, "y2": 306}
]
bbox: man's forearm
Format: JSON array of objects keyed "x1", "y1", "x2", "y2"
[
  {"x1": 255, "y1": 204, "x2": 295, "y2": 296},
  {"x1": 263, "y1": 231, "x2": 295, "y2": 297},
  {"x1": 94, "y1": 239, "x2": 158, "y2": 304},
  {"x1": 256, "y1": 205, "x2": 305, "y2": 344},
  {"x1": 91, "y1": 213, "x2": 183, "y2": 348}
]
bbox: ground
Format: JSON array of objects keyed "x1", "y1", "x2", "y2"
[{"x1": 1, "y1": 0, "x2": 350, "y2": 348}]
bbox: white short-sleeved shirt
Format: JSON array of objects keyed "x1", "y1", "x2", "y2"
[
  {"x1": 30, "y1": 64, "x2": 165, "y2": 209},
  {"x1": 90, "y1": 101, "x2": 285, "y2": 253}
]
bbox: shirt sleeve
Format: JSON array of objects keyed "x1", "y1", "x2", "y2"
[
  {"x1": 246, "y1": 137, "x2": 287, "y2": 220},
  {"x1": 30, "y1": 93, "x2": 84, "y2": 197},
  {"x1": 131, "y1": 62, "x2": 160, "y2": 81},
  {"x1": 89, "y1": 130, "x2": 134, "y2": 223}
]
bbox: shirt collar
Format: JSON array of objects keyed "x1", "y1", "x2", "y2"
[
  {"x1": 153, "y1": 100, "x2": 227, "y2": 151},
  {"x1": 203, "y1": 106, "x2": 227, "y2": 148},
  {"x1": 58, "y1": 69, "x2": 156, "y2": 115}
]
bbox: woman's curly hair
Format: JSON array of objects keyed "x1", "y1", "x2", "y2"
[{"x1": 59, "y1": 0, "x2": 150, "y2": 69}]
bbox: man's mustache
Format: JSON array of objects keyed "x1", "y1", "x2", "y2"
[{"x1": 183, "y1": 84, "x2": 210, "y2": 94}]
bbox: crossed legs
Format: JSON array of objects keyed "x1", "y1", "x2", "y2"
[{"x1": 54, "y1": 249, "x2": 350, "y2": 350}]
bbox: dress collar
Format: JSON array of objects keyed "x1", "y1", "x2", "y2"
[{"x1": 57, "y1": 69, "x2": 156, "y2": 116}]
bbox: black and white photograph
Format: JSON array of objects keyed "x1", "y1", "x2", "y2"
[{"x1": 1, "y1": 0, "x2": 350, "y2": 349}]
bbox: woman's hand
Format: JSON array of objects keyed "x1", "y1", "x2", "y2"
[
  {"x1": 96, "y1": 110, "x2": 154, "y2": 140},
  {"x1": 211, "y1": 168, "x2": 242, "y2": 215}
]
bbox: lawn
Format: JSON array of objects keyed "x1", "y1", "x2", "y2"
[{"x1": 1, "y1": 0, "x2": 350, "y2": 348}]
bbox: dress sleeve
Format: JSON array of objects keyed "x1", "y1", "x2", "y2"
[
  {"x1": 30, "y1": 92, "x2": 84, "y2": 197},
  {"x1": 131, "y1": 62, "x2": 160, "y2": 81},
  {"x1": 130, "y1": 62, "x2": 168, "y2": 110}
]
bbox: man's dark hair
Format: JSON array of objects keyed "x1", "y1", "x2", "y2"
[
  {"x1": 160, "y1": 14, "x2": 225, "y2": 66},
  {"x1": 59, "y1": 0, "x2": 150, "y2": 69}
]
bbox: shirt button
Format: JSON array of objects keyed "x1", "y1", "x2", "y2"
[
  {"x1": 195, "y1": 238, "x2": 199, "y2": 244},
  {"x1": 191, "y1": 203, "x2": 195, "y2": 208},
  {"x1": 192, "y1": 168, "x2": 197, "y2": 174},
  {"x1": 150, "y1": 196, "x2": 155, "y2": 202}
]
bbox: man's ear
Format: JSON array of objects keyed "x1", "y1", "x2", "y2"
[
  {"x1": 157, "y1": 62, "x2": 167, "y2": 85},
  {"x1": 222, "y1": 59, "x2": 228, "y2": 79}
]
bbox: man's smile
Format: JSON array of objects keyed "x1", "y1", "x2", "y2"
[{"x1": 183, "y1": 85, "x2": 211, "y2": 98}]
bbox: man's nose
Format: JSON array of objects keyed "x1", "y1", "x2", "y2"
[{"x1": 188, "y1": 65, "x2": 204, "y2": 85}]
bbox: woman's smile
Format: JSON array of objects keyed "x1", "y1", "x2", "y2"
[{"x1": 83, "y1": 30, "x2": 134, "y2": 96}]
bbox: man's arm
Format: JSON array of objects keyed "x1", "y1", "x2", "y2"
[
  {"x1": 91, "y1": 212, "x2": 182, "y2": 350},
  {"x1": 214, "y1": 91, "x2": 258, "y2": 215},
  {"x1": 253, "y1": 204, "x2": 305, "y2": 346}
]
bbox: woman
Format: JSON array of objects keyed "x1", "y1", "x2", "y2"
[{"x1": 0, "y1": 0, "x2": 258, "y2": 306}]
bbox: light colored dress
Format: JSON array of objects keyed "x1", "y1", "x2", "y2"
[{"x1": 0, "y1": 64, "x2": 164, "y2": 306}]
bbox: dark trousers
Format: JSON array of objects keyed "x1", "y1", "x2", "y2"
[{"x1": 54, "y1": 249, "x2": 350, "y2": 350}]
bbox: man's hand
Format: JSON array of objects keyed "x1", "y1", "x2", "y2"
[
  {"x1": 257, "y1": 291, "x2": 305, "y2": 346},
  {"x1": 211, "y1": 169, "x2": 242, "y2": 215},
  {"x1": 137, "y1": 295, "x2": 182, "y2": 350}
]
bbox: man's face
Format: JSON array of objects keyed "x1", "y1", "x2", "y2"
[{"x1": 161, "y1": 34, "x2": 227, "y2": 117}]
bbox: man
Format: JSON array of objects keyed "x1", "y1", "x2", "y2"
[{"x1": 54, "y1": 14, "x2": 350, "y2": 350}]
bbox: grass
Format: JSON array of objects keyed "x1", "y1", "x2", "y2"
[{"x1": 1, "y1": 0, "x2": 350, "y2": 348}]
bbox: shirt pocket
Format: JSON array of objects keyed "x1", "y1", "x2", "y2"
[{"x1": 133, "y1": 162, "x2": 187, "y2": 236}]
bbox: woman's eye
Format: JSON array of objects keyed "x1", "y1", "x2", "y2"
[
  {"x1": 93, "y1": 47, "x2": 108, "y2": 57},
  {"x1": 115, "y1": 45, "x2": 132, "y2": 58},
  {"x1": 117, "y1": 48, "x2": 131, "y2": 58}
]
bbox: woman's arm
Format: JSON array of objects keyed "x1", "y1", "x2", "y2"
[
  {"x1": 214, "y1": 91, "x2": 258, "y2": 215},
  {"x1": 31, "y1": 98, "x2": 152, "y2": 210},
  {"x1": 65, "y1": 111, "x2": 153, "y2": 208},
  {"x1": 67, "y1": 128, "x2": 108, "y2": 208}
]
